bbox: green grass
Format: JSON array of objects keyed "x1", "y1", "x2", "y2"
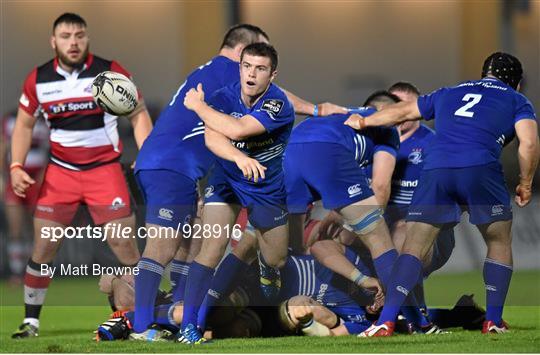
[{"x1": 1, "y1": 271, "x2": 539, "y2": 353}]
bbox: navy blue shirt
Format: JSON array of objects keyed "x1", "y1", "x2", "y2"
[
  {"x1": 281, "y1": 247, "x2": 374, "y2": 308},
  {"x1": 288, "y1": 107, "x2": 400, "y2": 166},
  {"x1": 389, "y1": 124, "x2": 434, "y2": 205},
  {"x1": 207, "y1": 81, "x2": 295, "y2": 184},
  {"x1": 135, "y1": 56, "x2": 239, "y2": 180},
  {"x1": 417, "y1": 77, "x2": 536, "y2": 170}
]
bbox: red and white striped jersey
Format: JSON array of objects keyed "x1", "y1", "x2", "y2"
[{"x1": 18, "y1": 53, "x2": 139, "y2": 170}]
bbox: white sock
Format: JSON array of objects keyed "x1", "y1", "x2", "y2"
[{"x1": 23, "y1": 317, "x2": 39, "y2": 328}]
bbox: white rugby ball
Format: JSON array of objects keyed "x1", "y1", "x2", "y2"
[{"x1": 92, "y1": 71, "x2": 138, "y2": 116}]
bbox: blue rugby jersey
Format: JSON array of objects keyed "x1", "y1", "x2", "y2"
[
  {"x1": 135, "y1": 56, "x2": 239, "y2": 180},
  {"x1": 207, "y1": 81, "x2": 295, "y2": 185},
  {"x1": 417, "y1": 77, "x2": 536, "y2": 170},
  {"x1": 288, "y1": 108, "x2": 399, "y2": 167},
  {"x1": 388, "y1": 124, "x2": 434, "y2": 206},
  {"x1": 280, "y1": 248, "x2": 374, "y2": 308}
]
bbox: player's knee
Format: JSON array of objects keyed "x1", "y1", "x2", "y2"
[
  {"x1": 483, "y1": 226, "x2": 512, "y2": 245},
  {"x1": 344, "y1": 207, "x2": 384, "y2": 236},
  {"x1": 309, "y1": 239, "x2": 335, "y2": 257}
]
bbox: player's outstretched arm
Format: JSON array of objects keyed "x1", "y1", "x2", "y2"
[
  {"x1": 344, "y1": 100, "x2": 422, "y2": 129},
  {"x1": 310, "y1": 240, "x2": 383, "y2": 298},
  {"x1": 185, "y1": 83, "x2": 266, "y2": 140},
  {"x1": 281, "y1": 88, "x2": 347, "y2": 116},
  {"x1": 205, "y1": 126, "x2": 267, "y2": 182},
  {"x1": 127, "y1": 101, "x2": 153, "y2": 149},
  {"x1": 514, "y1": 118, "x2": 540, "y2": 207},
  {"x1": 10, "y1": 108, "x2": 37, "y2": 198}
]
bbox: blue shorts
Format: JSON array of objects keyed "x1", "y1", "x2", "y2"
[
  {"x1": 407, "y1": 162, "x2": 512, "y2": 225},
  {"x1": 284, "y1": 143, "x2": 374, "y2": 214},
  {"x1": 135, "y1": 169, "x2": 197, "y2": 228},
  {"x1": 204, "y1": 163, "x2": 287, "y2": 230},
  {"x1": 423, "y1": 227, "x2": 455, "y2": 277}
]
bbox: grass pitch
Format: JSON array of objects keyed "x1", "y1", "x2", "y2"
[{"x1": 1, "y1": 271, "x2": 539, "y2": 353}]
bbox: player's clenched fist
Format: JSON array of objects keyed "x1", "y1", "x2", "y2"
[
  {"x1": 290, "y1": 304, "x2": 314, "y2": 325},
  {"x1": 184, "y1": 83, "x2": 205, "y2": 111},
  {"x1": 515, "y1": 182, "x2": 532, "y2": 207},
  {"x1": 233, "y1": 154, "x2": 267, "y2": 183},
  {"x1": 358, "y1": 276, "x2": 384, "y2": 302},
  {"x1": 10, "y1": 166, "x2": 35, "y2": 198},
  {"x1": 343, "y1": 113, "x2": 366, "y2": 130}
]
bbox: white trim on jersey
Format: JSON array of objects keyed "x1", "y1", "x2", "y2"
[
  {"x1": 291, "y1": 256, "x2": 317, "y2": 296},
  {"x1": 50, "y1": 125, "x2": 117, "y2": 148},
  {"x1": 35, "y1": 78, "x2": 95, "y2": 103}
]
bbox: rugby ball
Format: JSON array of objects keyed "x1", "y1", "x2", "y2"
[{"x1": 92, "y1": 71, "x2": 138, "y2": 116}]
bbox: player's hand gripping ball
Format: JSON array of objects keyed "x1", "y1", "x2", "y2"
[{"x1": 92, "y1": 71, "x2": 138, "y2": 116}]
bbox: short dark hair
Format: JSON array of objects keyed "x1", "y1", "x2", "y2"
[
  {"x1": 241, "y1": 42, "x2": 278, "y2": 72},
  {"x1": 388, "y1": 81, "x2": 421, "y2": 96},
  {"x1": 53, "y1": 13, "x2": 87, "y2": 33},
  {"x1": 481, "y1": 52, "x2": 523, "y2": 90},
  {"x1": 220, "y1": 24, "x2": 270, "y2": 49},
  {"x1": 363, "y1": 90, "x2": 400, "y2": 107}
]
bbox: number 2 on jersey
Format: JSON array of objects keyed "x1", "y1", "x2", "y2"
[{"x1": 454, "y1": 94, "x2": 482, "y2": 118}]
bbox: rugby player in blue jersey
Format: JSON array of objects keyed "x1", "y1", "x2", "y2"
[
  {"x1": 346, "y1": 52, "x2": 539, "y2": 336},
  {"x1": 284, "y1": 96, "x2": 401, "y2": 315},
  {"x1": 385, "y1": 82, "x2": 455, "y2": 330},
  {"x1": 132, "y1": 25, "x2": 345, "y2": 341},
  {"x1": 178, "y1": 42, "x2": 296, "y2": 343}
]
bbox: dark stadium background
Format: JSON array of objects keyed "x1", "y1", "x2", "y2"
[{"x1": 1, "y1": 0, "x2": 539, "y2": 277}]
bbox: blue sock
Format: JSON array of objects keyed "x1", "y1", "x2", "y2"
[
  {"x1": 134, "y1": 258, "x2": 164, "y2": 333},
  {"x1": 170, "y1": 260, "x2": 190, "y2": 302},
  {"x1": 181, "y1": 261, "x2": 214, "y2": 331},
  {"x1": 125, "y1": 311, "x2": 134, "y2": 325},
  {"x1": 401, "y1": 293, "x2": 431, "y2": 328},
  {"x1": 372, "y1": 249, "x2": 398, "y2": 288},
  {"x1": 197, "y1": 253, "x2": 249, "y2": 330},
  {"x1": 483, "y1": 258, "x2": 512, "y2": 326},
  {"x1": 377, "y1": 254, "x2": 423, "y2": 325},
  {"x1": 153, "y1": 303, "x2": 180, "y2": 333},
  {"x1": 413, "y1": 280, "x2": 428, "y2": 311}
]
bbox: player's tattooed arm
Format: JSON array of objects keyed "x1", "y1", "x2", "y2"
[
  {"x1": 514, "y1": 118, "x2": 539, "y2": 207},
  {"x1": 185, "y1": 83, "x2": 266, "y2": 140},
  {"x1": 281, "y1": 88, "x2": 347, "y2": 116},
  {"x1": 344, "y1": 100, "x2": 422, "y2": 129},
  {"x1": 205, "y1": 126, "x2": 267, "y2": 182}
]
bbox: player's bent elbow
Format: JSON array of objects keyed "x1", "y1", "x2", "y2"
[{"x1": 518, "y1": 139, "x2": 539, "y2": 153}]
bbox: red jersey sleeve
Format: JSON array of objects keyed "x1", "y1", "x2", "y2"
[
  {"x1": 110, "y1": 61, "x2": 143, "y2": 100},
  {"x1": 18, "y1": 68, "x2": 40, "y2": 116}
]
